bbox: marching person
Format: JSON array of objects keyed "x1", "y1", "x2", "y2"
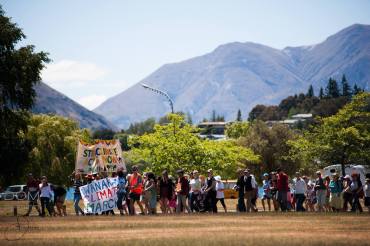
[
  {"x1": 25, "y1": 173, "x2": 41, "y2": 216},
  {"x1": 315, "y1": 171, "x2": 327, "y2": 212},
  {"x1": 127, "y1": 165, "x2": 145, "y2": 215},
  {"x1": 328, "y1": 173, "x2": 343, "y2": 212},
  {"x1": 293, "y1": 172, "x2": 307, "y2": 212},
  {"x1": 364, "y1": 178, "x2": 370, "y2": 213},
  {"x1": 189, "y1": 170, "x2": 201, "y2": 212},
  {"x1": 176, "y1": 169, "x2": 191, "y2": 214},
  {"x1": 215, "y1": 176, "x2": 227, "y2": 213},
  {"x1": 39, "y1": 176, "x2": 53, "y2": 217},
  {"x1": 71, "y1": 172, "x2": 85, "y2": 216},
  {"x1": 243, "y1": 169, "x2": 257, "y2": 212},
  {"x1": 158, "y1": 170, "x2": 174, "y2": 214},
  {"x1": 277, "y1": 168, "x2": 289, "y2": 212},
  {"x1": 350, "y1": 173, "x2": 363, "y2": 212},
  {"x1": 116, "y1": 168, "x2": 127, "y2": 216},
  {"x1": 205, "y1": 169, "x2": 217, "y2": 213},
  {"x1": 236, "y1": 168, "x2": 246, "y2": 212},
  {"x1": 261, "y1": 173, "x2": 272, "y2": 212},
  {"x1": 53, "y1": 184, "x2": 67, "y2": 216}
]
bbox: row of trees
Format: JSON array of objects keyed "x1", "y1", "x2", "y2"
[{"x1": 248, "y1": 75, "x2": 364, "y2": 122}]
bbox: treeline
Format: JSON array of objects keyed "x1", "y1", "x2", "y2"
[{"x1": 248, "y1": 75, "x2": 364, "y2": 121}]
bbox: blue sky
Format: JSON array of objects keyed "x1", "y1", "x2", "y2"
[{"x1": 1, "y1": 0, "x2": 370, "y2": 109}]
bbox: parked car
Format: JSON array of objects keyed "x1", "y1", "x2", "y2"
[{"x1": 0, "y1": 185, "x2": 27, "y2": 201}]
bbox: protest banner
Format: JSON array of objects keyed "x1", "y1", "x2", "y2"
[
  {"x1": 79, "y1": 177, "x2": 118, "y2": 213},
  {"x1": 75, "y1": 140, "x2": 126, "y2": 173}
]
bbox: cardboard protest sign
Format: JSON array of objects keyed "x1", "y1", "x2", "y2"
[
  {"x1": 79, "y1": 177, "x2": 118, "y2": 213},
  {"x1": 75, "y1": 140, "x2": 126, "y2": 173}
]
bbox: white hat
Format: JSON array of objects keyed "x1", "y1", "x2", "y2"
[{"x1": 215, "y1": 175, "x2": 221, "y2": 181}]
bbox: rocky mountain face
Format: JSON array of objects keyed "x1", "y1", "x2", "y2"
[
  {"x1": 33, "y1": 82, "x2": 117, "y2": 130},
  {"x1": 94, "y1": 24, "x2": 370, "y2": 129}
]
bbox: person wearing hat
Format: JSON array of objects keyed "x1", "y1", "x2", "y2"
[
  {"x1": 70, "y1": 172, "x2": 85, "y2": 216},
  {"x1": 215, "y1": 175, "x2": 227, "y2": 213},
  {"x1": 189, "y1": 170, "x2": 201, "y2": 212},
  {"x1": 243, "y1": 168, "x2": 257, "y2": 213},
  {"x1": 175, "y1": 169, "x2": 191, "y2": 213},
  {"x1": 314, "y1": 171, "x2": 327, "y2": 212},
  {"x1": 25, "y1": 173, "x2": 42, "y2": 216},
  {"x1": 342, "y1": 174, "x2": 353, "y2": 211},
  {"x1": 235, "y1": 168, "x2": 246, "y2": 212},
  {"x1": 328, "y1": 173, "x2": 343, "y2": 212},
  {"x1": 364, "y1": 178, "x2": 370, "y2": 213},
  {"x1": 261, "y1": 173, "x2": 271, "y2": 212},
  {"x1": 293, "y1": 172, "x2": 307, "y2": 212},
  {"x1": 204, "y1": 169, "x2": 217, "y2": 213}
]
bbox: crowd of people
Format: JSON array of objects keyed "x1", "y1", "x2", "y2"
[{"x1": 24, "y1": 166, "x2": 370, "y2": 217}]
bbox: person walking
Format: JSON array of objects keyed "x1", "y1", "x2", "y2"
[
  {"x1": 364, "y1": 178, "x2": 370, "y2": 213},
  {"x1": 53, "y1": 185, "x2": 67, "y2": 216},
  {"x1": 261, "y1": 173, "x2": 271, "y2": 212},
  {"x1": 277, "y1": 168, "x2": 289, "y2": 212},
  {"x1": 71, "y1": 172, "x2": 85, "y2": 216},
  {"x1": 189, "y1": 170, "x2": 201, "y2": 212},
  {"x1": 25, "y1": 173, "x2": 41, "y2": 216},
  {"x1": 350, "y1": 173, "x2": 363, "y2": 212},
  {"x1": 293, "y1": 172, "x2": 307, "y2": 212},
  {"x1": 342, "y1": 175, "x2": 353, "y2": 211},
  {"x1": 176, "y1": 169, "x2": 191, "y2": 213},
  {"x1": 329, "y1": 173, "x2": 343, "y2": 212},
  {"x1": 243, "y1": 169, "x2": 257, "y2": 212},
  {"x1": 205, "y1": 169, "x2": 217, "y2": 213},
  {"x1": 39, "y1": 176, "x2": 53, "y2": 217},
  {"x1": 127, "y1": 165, "x2": 145, "y2": 215},
  {"x1": 315, "y1": 171, "x2": 327, "y2": 212},
  {"x1": 215, "y1": 176, "x2": 227, "y2": 213},
  {"x1": 116, "y1": 168, "x2": 127, "y2": 216},
  {"x1": 159, "y1": 170, "x2": 174, "y2": 214},
  {"x1": 236, "y1": 169, "x2": 246, "y2": 212}
]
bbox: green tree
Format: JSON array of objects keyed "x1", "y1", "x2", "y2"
[
  {"x1": 288, "y1": 93, "x2": 370, "y2": 176},
  {"x1": 226, "y1": 121, "x2": 249, "y2": 139},
  {"x1": 0, "y1": 6, "x2": 49, "y2": 186},
  {"x1": 307, "y1": 85, "x2": 314, "y2": 98},
  {"x1": 236, "y1": 109, "x2": 242, "y2": 121},
  {"x1": 353, "y1": 84, "x2": 363, "y2": 95},
  {"x1": 126, "y1": 117, "x2": 156, "y2": 135},
  {"x1": 237, "y1": 121, "x2": 299, "y2": 177},
  {"x1": 128, "y1": 114, "x2": 259, "y2": 178},
  {"x1": 341, "y1": 74, "x2": 352, "y2": 97},
  {"x1": 319, "y1": 87, "x2": 324, "y2": 99},
  {"x1": 25, "y1": 114, "x2": 91, "y2": 185},
  {"x1": 325, "y1": 78, "x2": 340, "y2": 98}
]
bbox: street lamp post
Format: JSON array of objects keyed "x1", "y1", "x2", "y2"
[{"x1": 141, "y1": 83, "x2": 174, "y2": 113}]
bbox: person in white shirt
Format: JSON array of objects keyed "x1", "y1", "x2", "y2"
[
  {"x1": 215, "y1": 176, "x2": 227, "y2": 213},
  {"x1": 293, "y1": 172, "x2": 307, "y2": 212},
  {"x1": 243, "y1": 169, "x2": 257, "y2": 212},
  {"x1": 189, "y1": 170, "x2": 202, "y2": 212},
  {"x1": 364, "y1": 178, "x2": 370, "y2": 213},
  {"x1": 39, "y1": 176, "x2": 53, "y2": 217}
]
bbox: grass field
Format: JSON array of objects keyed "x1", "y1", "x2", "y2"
[{"x1": 0, "y1": 200, "x2": 369, "y2": 246}]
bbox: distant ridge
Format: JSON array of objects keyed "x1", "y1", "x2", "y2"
[
  {"x1": 94, "y1": 24, "x2": 370, "y2": 129},
  {"x1": 33, "y1": 82, "x2": 117, "y2": 130}
]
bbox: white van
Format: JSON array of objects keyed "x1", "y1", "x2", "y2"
[{"x1": 322, "y1": 164, "x2": 369, "y2": 184}]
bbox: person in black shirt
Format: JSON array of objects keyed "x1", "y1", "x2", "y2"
[
  {"x1": 53, "y1": 185, "x2": 67, "y2": 216},
  {"x1": 205, "y1": 169, "x2": 217, "y2": 213},
  {"x1": 236, "y1": 169, "x2": 246, "y2": 212}
]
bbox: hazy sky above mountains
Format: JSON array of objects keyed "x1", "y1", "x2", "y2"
[{"x1": 2, "y1": 0, "x2": 370, "y2": 110}]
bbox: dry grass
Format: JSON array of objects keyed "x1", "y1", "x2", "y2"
[{"x1": 0, "y1": 200, "x2": 369, "y2": 246}]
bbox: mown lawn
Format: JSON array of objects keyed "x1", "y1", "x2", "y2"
[{"x1": 0, "y1": 200, "x2": 369, "y2": 246}]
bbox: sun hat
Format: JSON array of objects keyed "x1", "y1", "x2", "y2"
[
  {"x1": 344, "y1": 174, "x2": 351, "y2": 180},
  {"x1": 316, "y1": 171, "x2": 321, "y2": 175},
  {"x1": 263, "y1": 173, "x2": 269, "y2": 177},
  {"x1": 176, "y1": 169, "x2": 184, "y2": 174},
  {"x1": 207, "y1": 168, "x2": 213, "y2": 173},
  {"x1": 244, "y1": 168, "x2": 250, "y2": 173},
  {"x1": 214, "y1": 176, "x2": 221, "y2": 181},
  {"x1": 193, "y1": 170, "x2": 199, "y2": 174}
]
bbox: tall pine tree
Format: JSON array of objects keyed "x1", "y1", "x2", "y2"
[
  {"x1": 319, "y1": 87, "x2": 324, "y2": 99},
  {"x1": 325, "y1": 78, "x2": 340, "y2": 98},
  {"x1": 341, "y1": 74, "x2": 352, "y2": 97},
  {"x1": 236, "y1": 109, "x2": 242, "y2": 121},
  {"x1": 353, "y1": 84, "x2": 363, "y2": 95},
  {"x1": 307, "y1": 85, "x2": 314, "y2": 97}
]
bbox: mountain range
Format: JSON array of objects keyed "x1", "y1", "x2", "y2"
[
  {"x1": 32, "y1": 82, "x2": 117, "y2": 130},
  {"x1": 94, "y1": 24, "x2": 370, "y2": 129}
]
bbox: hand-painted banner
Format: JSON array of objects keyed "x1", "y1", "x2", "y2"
[
  {"x1": 79, "y1": 177, "x2": 118, "y2": 213},
  {"x1": 75, "y1": 140, "x2": 126, "y2": 173}
]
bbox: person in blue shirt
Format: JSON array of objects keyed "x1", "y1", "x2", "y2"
[{"x1": 116, "y1": 168, "x2": 127, "y2": 216}]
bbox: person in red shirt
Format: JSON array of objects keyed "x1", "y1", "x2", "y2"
[
  {"x1": 25, "y1": 173, "x2": 41, "y2": 216},
  {"x1": 128, "y1": 166, "x2": 145, "y2": 215},
  {"x1": 276, "y1": 168, "x2": 289, "y2": 211},
  {"x1": 176, "y1": 169, "x2": 191, "y2": 213}
]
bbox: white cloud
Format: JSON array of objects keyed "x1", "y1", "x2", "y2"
[
  {"x1": 41, "y1": 60, "x2": 107, "y2": 86},
  {"x1": 77, "y1": 94, "x2": 107, "y2": 110}
]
